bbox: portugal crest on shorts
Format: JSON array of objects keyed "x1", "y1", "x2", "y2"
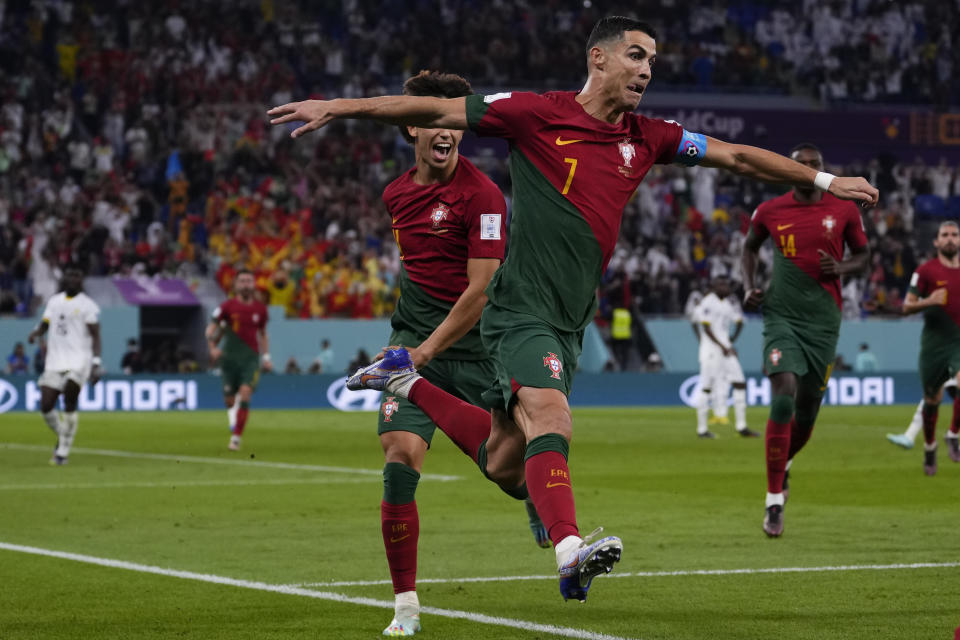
[
  {"x1": 381, "y1": 396, "x2": 400, "y2": 422},
  {"x1": 543, "y1": 352, "x2": 563, "y2": 380},
  {"x1": 430, "y1": 202, "x2": 450, "y2": 229},
  {"x1": 769, "y1": 348, "x2": 782, "y2": 366}
]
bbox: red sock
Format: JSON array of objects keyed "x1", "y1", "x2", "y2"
[
  {"x1": 381, "y1": 501, "x2": 419, "y2": 594},
  {"x1": 233, "y1": 406, "x2": 249, "y2": 436},
  {"x1": 765, "y1": 418, "x2": 791, "y2": 493},
  {"x1": 525, "y1": 451, "x2": 578, "y2": 545},
  {"x1": 922, "y1": 402, "x2": 939, "y2": 445},
  {"x1": 951, "y1": 396, "x2": 960, "y2": 435},
  {"x1": 788, "y1": 418, "x2": 813, "y2": 459},
  {"x1": 408, "y1": 379, "x2": 490, "y2": 463}
]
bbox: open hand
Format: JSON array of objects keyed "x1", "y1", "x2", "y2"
[
  {"x1": 743, "y1": 288, "x2": 764, "y2": 312},
  {"x1": 929, "y1": 287, "x2": 948, "y2": 306},
  {"x1": 818, "y1": 250, "x2": 841, "y2": 278},
  {"x1": 268, "y1": 100, "x2": 340, "y2": 139}
]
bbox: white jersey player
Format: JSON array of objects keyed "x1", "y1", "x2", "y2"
[
  {"x1": 694, "y1": 276, "x2": 758, "y2": 438},
  {"x1": 27, "y1": 266, "x2": 102, "y2": 465}
]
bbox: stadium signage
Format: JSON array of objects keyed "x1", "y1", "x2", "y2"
[
  {"x1": 678, "y1": 375, "x2": 895, "y2": 407},
  {"x1": 0, "y1": 379, "x2": 18, "y2": 413},
  {"x1": 325, "y1": 377, "x2": 382, "y2": 411},
  {"x1": 645, "y1": 110, "x2": 746, "y2": 140},
  {"x1": 21, "y1": 380, "x2": 199, "y2": 411}
]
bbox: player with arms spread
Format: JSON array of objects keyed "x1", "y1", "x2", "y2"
[
  {"x1": 27, "y1": 264, "x2": 102, "y2": 465},
  {"x1": 271, "y1": 16, "x2": 877, "y2": 602},
  {"x1": 742, "y1": 143, "x2": 870, "y2": 537},
  {"x1": 901, "y1": 221, "x2": 960, "y2": 475},
  {"x1": 371, "y1": 70, "x2": 544, "y2": 638},
  {"x1": 207, "y1": 269, "x2": 272, "y2": 451}
]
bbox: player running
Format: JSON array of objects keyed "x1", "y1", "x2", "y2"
[
  {"x1": 207, "y1": 269, "x2": 272, "y2": 451},
  {"x1": 742, "y1": 143, "x2": 871, "y2": 537},
  {"x1": 271, "y1": 16, "x2": 877, "y2": 601},
  {"x1": 369, "y1": 70, "x2": 545, "y2": 637},
  {"x1": 887, "y1": 379, "x2": 958, "y2": 450},
  {"x1": 27, "y1": 264, "x2": 102, "y2": 465},
  {"x1": 901, "y1": 221, "x2": 960, "y2": 475},
  {"x1": 694, "y1": 275, "x2": 757, "y2": 439}
]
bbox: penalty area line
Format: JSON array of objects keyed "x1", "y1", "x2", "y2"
[
  {"x1": 0, "y1": 542, "x2": 639, "y2": 640},
  {"x1": 0, "y1": 443, "x2": 460, "y2": 482},
  {"x1": 294, "y1": 561, "x2": 960, "y2": 588}
]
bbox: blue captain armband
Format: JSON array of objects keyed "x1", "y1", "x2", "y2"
[{"x1": 675, "y1": 130, "x2": 707, "y2": 166}]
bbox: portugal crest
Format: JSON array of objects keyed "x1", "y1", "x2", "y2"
[
  {"x1": 822, "y1": 215, "x2": 836, "y2": 233},
  {"x1": 618, "y1": 140, "x2": 636, "y2": 168},
  {"x1": 430, "y1": 202, "x2": 450, "y2": 229},
  {"x1": 381, "y1": 396, "x2": 400, "y2": 422},
  {"x1": 769, "y1": 348, "x2": 782, "y2": 366},
  {"x1": 543, "y1": 352, "x2": 563, "y2": 380}
]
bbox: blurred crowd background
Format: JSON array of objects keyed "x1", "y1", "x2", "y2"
[{"x1": 1, "y1": 0, "x2": 959, "y2": 343}]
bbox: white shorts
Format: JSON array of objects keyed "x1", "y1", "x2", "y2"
[
  {"x1": 698, "y1": 352, "x2": 745, "y2": 390},
  {"x1": 38, "y1": 365, "x2": 91, "y2": 392}
]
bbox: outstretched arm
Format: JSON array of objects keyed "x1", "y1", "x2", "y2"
[
  {"x1": 701, "y1": 138, "x2": 879, "y2": 206},
  {"x1": 268, "y1": 96, "x2": 468, "y2": 139},
  {"x1": 741, "y1": 230, "x2": 766, "y2": 312}
]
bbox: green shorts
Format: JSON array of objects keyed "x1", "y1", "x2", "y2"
[
  {"x1": 377, "y1": 356, "x2": 496, "y2": 446},
  {"x1": 919, "y1": 345, "x2": 960, "y2": 397},
  {"x1": 479, "y1": 304, "x2": 583, "y2": 412},
  {"x1": 762, "y1": 316, "x2": 837, "y2": 396},
  {"x1": 220, "y1": 355, "x2": 260, "y2": 396}
]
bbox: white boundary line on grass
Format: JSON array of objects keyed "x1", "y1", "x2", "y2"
[
  {"x1": 0, "y1": 443, "x2": 461, "y2": 482},
  {"x1": 0, "y1": 477, "x2": 376, "y2": 491},
  {"x1": 293, "y1": 561, "x2": 960, "y2": 588},
  {"x1": 0, "y1": 542, "x2": 639, "y2": 640}
]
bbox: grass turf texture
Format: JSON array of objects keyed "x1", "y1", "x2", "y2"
[{"x1": 0, "y1": 407, "x2": 957, "y2": 639}]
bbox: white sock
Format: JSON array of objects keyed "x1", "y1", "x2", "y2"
[
  {"x1": 395, "y1": 590, "x2": 419, "y2": 618},
  {"x1": 227, "y1": 398, "x2": 239, "y2": 430},
  {"x1": 55, "y1": 412, "x2": 79, "y2": 458},
  {"x1": 924, "y1": 440, "x2": 938, "y2": 452},
  {"x1": 765, "y1": 492, "x2": 785, "y2": 507},
  {"x1": 904, "y1": 401, "x2": 924, "y2": 441},
  {"x1": 42, "y1": 410, "x2": 62, "y2": 435},
  {"x1": 696, "y1": 390, "x2": 710, "y2": 434},
  {"x1": 733, "y1": 387, "x2": 747, "y2": 430},
  {"x1": 385, "y1": 372, "x2": 422, "y2": 399},
  {"x1": 785, "y1": 459, "x2": 793, "y2": 472},
  {"x1": 554, "y1": 534, "x2": 582, "y2": 569},
  {"x1": 712, "y1": 382, "x2": 730, "y2": 420}
]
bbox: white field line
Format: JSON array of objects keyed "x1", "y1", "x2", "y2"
[
  {"x1": 0, "y1": 542, "x2": 639, "y2": 640},
  {"x1": 293, "y1": 561, "x2": 960, "y2": 588},
  {"x1": 0, "y1": 443, "x2": 461, "y2": 482},
  {"x1": 0, "y1": 477, "x2": 376, "y2": 491}
]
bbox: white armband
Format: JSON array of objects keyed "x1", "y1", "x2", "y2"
[
  {"x1": 92, "y1": 356, "x2": 102, "y2": 367},
  {"x1": 261, "y1": 353, "x2": 272, "y2": 362},
  {"x1": 814, "y1": 171, "x2": 836, "y2": 191}
]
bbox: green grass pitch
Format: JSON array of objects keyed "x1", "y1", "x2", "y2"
[{"x1": 0, "y1": 406, "x2": 957, "y2": 639}]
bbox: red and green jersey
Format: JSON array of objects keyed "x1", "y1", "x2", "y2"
[
  {"x1": 212, "y1": 297, "x2": 268, "y2": 359},
  {"x1": 466, "y1": 91, "x2": 685, "y2": 332},
  {"x1": 383, "y1": 156, "x2": 506, "y2": 360},
  {"x1": 750, "y1": 191, "x2": 867, "y2": 329},
  {"x1": 908, "y1": 258, "x2": 960, "y2": 350}
]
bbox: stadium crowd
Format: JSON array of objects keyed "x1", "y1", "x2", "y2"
[{"x1": 1, "y1": 0, "x2": 959, "y2": 334}]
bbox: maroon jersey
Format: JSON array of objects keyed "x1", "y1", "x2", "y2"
[
  {"x1": 466, "y1": 91, "x2": 685, "y2": 331},
  {"x1": 383, "y1": 156, "x2": 507, "y2": 303},
  {"x1": 213, "y1": 298, "x2": 268, "y2": 355},
  {"x1": 909, "y1": 259, "x2": 960, "y2": 346},
  {"x1": 751, "y1": 192, "x2": 868, "y2": 308}
]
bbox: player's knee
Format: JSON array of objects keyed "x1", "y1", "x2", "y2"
[
  {"x1": 382, "y1": 461, "x2": 420, "y2": 504},
  {"x1": 520, "y1": 400, "x2": 572, "y2": 440},
  {"x1": 40, "y1": 400, "x2": 56, "y2": 413},
  {"x1": 770, "y1": 394, "x2": 795, "y2": 424}
]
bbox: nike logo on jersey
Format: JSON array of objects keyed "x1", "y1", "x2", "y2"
[
  {"x1": 776, "y1": 224, "x2": 794, "y2": 231},
  {"x1": 390, "y1": 534, "x2": 411, "y2": 543},
  {"x1": 546, "y1": 481, "x2": 572, "y2": 489},
  {"x1": 555, "y1": 137, "x2": 583, "y2": 146},
  {"x1": 937, "y1": 280, "x2": 948, "y2": 286}
]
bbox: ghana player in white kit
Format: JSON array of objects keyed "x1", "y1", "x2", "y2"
[
  {"x1": 27, "y1": 265, "x2": 102, "y2": 465},
  {"x1": 694, "y1": 275, "x2": 758, "y2": 438}
]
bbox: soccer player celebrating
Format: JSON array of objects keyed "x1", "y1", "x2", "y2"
[
  {"x1": 271, "y1": 16, "x2": 877, "y2": 600},
  {"x1": 207, "y1": 269, "x2": 272, "y2": 451},
  {"x1": 27, "y1": 264, "x2": 102, "y2": 465},
  {"x1": 369, "y1": 70, "x2": 545, "y2": 637},
  {"x1": 742, "y1": 143, "x2": 870, "y2": 537},
  {"x1": 901, "y1": 221, "x2": 960, "y2": 475},
  {"x1": 694, "y1": 275, "x2": 757, "y2": 439}
]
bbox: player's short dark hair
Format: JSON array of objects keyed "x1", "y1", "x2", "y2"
[
  {"x1": 789, "y1": 142, "x2": 822, "y2": 158},
  {"x1": 399, "y1": 70, "x2": 473, "y2": 143},
  {"x1": 938, "y1": 220, "x2": 959, "y2": 232},
  {"x1": 63, "y1": 262, "x2": 85, "y2": 274},
  {"x1": 585, "y1": 16, "x2": 657, "y2": 57}
]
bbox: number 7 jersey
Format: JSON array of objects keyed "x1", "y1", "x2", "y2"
[{"x1": 466, "y1": 91, "x2": 689, "y2": 332}]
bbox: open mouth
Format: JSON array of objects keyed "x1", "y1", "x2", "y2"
[
  {"x1": 431, "y1": 142, "x2": 452, "y2": 162},
  {"x1": 628, "y1": 83, "x2": 644, "y2": 95}
]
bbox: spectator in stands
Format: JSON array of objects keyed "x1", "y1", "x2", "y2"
[
  {"x1": 346, "y1": 348, "x2": 370, "y2": 375},
  {"x1": 284, "y1": 357, "x2": 302, "y2": 374},
  {"x1": 308, "y1": 339, "x2": 335, "y2": 374},
  {"x1": 6, "y1": 342, "x2": 29, "y2": 374},
  {"x1": 855, "y1": 343, "x2": 879, "y2": 373},
  {"x1": 121, "y1": 339, "x2": 144, "y2": 374}
]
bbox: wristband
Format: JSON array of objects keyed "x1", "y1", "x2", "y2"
[
  {"x1": 262, "y1": 353, "x2": 272, "y2": 362},
  {"x1": 92, "y1": 356, "x2": 102, "y2": 366},
  {"x1": 814, "y1": 171, "x2": 835, "y2": 191}
]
